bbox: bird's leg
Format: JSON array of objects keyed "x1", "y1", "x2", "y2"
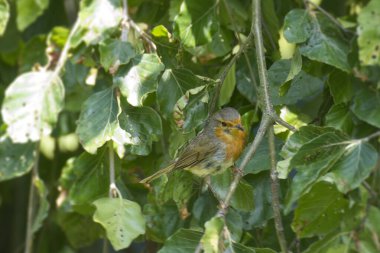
[{"x1": 232, "y1": 165, "x2": 243, "y2": 177}]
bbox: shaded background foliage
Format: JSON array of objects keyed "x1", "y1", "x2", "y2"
[{"x1": 0, "y1": 0, "x2": 380, "y2": 252}]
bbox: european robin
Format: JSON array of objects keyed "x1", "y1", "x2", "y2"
[{"x1": 140, "y1": 107, "x2": 246, "y2": 184}]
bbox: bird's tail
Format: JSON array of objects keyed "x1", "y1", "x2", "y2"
[{"x1": 140, "y1": 163, "x2": 176, "y2": 184}]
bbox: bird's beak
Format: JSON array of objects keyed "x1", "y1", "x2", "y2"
[{"x1": 235, "y1": 124, "x2": 244, "y2": 131}]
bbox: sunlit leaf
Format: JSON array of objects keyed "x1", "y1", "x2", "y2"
[
  {"x1": 0, "y1": 136, "x2": 35, "y2": 181},
  {"x1": 2, "y1": 71, "x2": 64, "y2": 143},
  {"x1": 0, "y1": 0, "x2": 10, "y2": 35},
  {"x1": 73, "y1": 0, "x2": 122, "y2": 45},
  {"x1": 114, "y1": 53, "x2": 164, "y2": 107},
  {"x1": 76, "y1": 88, "x2": 120, "y2": 154},
  {"x1": 357, "y1": 0, "x2": 380, "y2": 65},
  {"x1": 93, "y1": 198, "x2": 146, "y2": 250},
  {"x1": 201, "y1": 217, "x2": 224, "y2": 253},
  {"x1": 16, "y1": 0, "x2": 49, "y2": 31}
]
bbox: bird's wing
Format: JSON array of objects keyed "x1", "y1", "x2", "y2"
[{"x1": 173, "y1": 137, "x2": 218, "y2": 170}]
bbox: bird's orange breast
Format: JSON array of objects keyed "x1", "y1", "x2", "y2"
[{"x1": 215, "y1": 127, "x2": 246, "y2": 161}]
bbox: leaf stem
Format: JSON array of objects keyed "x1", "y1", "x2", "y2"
[
  {"x1": 268, "y1": 126, "x2": 288, "y2": 253},
  {"x1": 52, "y1": 19, "x2": 81, "y2": 77},
  {"x1": 359, "y1": 131, "x2": 380, "y2": 143},
  {"x1": 108, "y1": 142, "x2": 122, "y2": 198},
  {"x1": 304, "y1": 0, "x2": 355, "y2": 34},
  {"x1": 121, "y1": 0, "x2": 129, "y2": 41},
  {"x1": 24, "y1": 142, "x2": 40, "y2": 253}
]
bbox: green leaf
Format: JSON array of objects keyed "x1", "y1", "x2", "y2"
[
  {"x1": 157, "y1": 68, "x2": 205, "y2": 118},
  {"x1": 210, "y1": 170, "x2": 254, "y2": 211},
  {"x1": 218, "y1": 63, "x2": 236, "y2": 107},
  {"x1": 99, "y1": 39, "x2": 135, "y2": 72},
  {"x1": 299, "y1": 14, "x2": 350, "y2": 72},
  {"x1": 286, "y1": 48, "x2": 302, "y2": 82},
  {"x1": 1, "y1": 71, "x2": 65, "y2": 143},
  {"x1": 236, "y1": 50, "x2": 259, "y2": 104},
  {"x1": 32, "y1": 177, "x2": 50, "y2": 233},
  {"x1": 73, "y1": 0, "x2": 122, "y2": 45},
  {"x1": 283, "y1": 9, "x2": 312, "y2": 43},
  {"x1": 330, "y1": 142, "x2": 378, "y2": 193},
  {"x1": 242, "y1": 172, "x2": 273, "y2": 228},
  {"x1": 16, "y1": 0, "x2": 49, "y2": 31},
  {"x1": 239, "y1": 139, "x2": 282, "y2": 175},
  {"x1": 281, "y1": 126, "x2": 338, "y2": 159},
  {"x1": 155, "y1": 228, "x2": 255, "y2": 253},
  {"x1": 114, "y1": 54, "x2": 164, "y2": 107},
  {"x1": 201, "y1": 217, "x2": 224, "y2": 253},
  {"x1": 219, "y1": 0, "x2": 249, "y2": 32},
  {"x1": 290, "y1": 132, "x2": 347, "y2": 168},
  {"x1": 351, "y1": 87, "x2": 380, "y2": 128},
  {"x1": 357, "y1": 0, "x2": 380, "y2": 65},
  {"x1": 144, "y1": 202, "x2": 186, "y2": 243},
  {"x1": 118, "y1": 104, "x2": 162, "y2": 155},
  {"x1": 93, "y1": 198, "x2": 146, "y2": 250},
  {"x1": 173, "y1": 85, "x2": 210, "y2": 131},
  {"x1": 268, "y1": 60, "x2": 324, "y2": 106},
  {"x1": 285, "y1": 131, "x2": 348, "y2": 213},
  {"x1": 57, "y1": 212, "x2": 103, "y2": 248},
  {"x1": 0, "y1": 136, "x2": 35, "y2": 181},
  {"x1": 327, "y1": 70, "x2": 353, "y2": 104},
  {"x1": 76, "y1": 88, "x2": 120, "y2": 154},
  {"x1": 325, "y1": 103, "x2": 354, "y2": 133},
  {"x1": 173, "y1": 0, "x2": 218, "y2": 48},
  {"x1": 292, "y1": 181, "x2": 349, "y2": 238},
  {"x1": 158, "y1": 228, "x2": 202, "y2": 253},
  {"x1": 0, "y1": 0, "x2": 9, "y2": 35},
  {"x1": 303, "y1": 232, "x2": 348, "y2": 253},
  {"x1": 161, "y1": 171, "x2": 194, "y2": 207},
  {"x1": 68, "y1": 150, "x2": 109, "y2": 206}
]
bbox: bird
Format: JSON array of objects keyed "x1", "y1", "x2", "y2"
[{"x1": 140, "y1": 107, "x2": 246, "y2": 184}]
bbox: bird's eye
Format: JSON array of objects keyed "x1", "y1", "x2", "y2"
[{"x1": 221, "y1": 122, "x2": 227, "y2": 127}]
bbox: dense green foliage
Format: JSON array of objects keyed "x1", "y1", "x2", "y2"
[{"x1": 0, "y1": 0, "x2": 380, "y2": 252}]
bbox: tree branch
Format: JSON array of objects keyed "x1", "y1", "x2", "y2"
[
  {"x1": 121, "y1": 0, "x2": 129, "y2": 41},
  {"x1": 268, "y1": 126, "x2": 288, "y2": 253},
  {"x1": 24, "y1": 142, "x2": 40, "y2": 253}
]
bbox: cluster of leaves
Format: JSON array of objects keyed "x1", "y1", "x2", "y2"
[{"x1": 0, "y1": 0, "x2": 380, "y2": 253}]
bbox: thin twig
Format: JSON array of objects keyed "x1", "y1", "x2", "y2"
[
  {"x1": 304, "y1": 0, "x2": 355, "y2": 35},
  {"x1": 52, "y1": 19, "x2": 81, "y2": 77},
  {"x1": 24, "y1": 143, "x2": 40, "y2": 253},
  {"x1": 268, "y1": 127, "x2": 288, "y2": 253},
  {"x1": 128, "y1": 19, "x2": 156, "y2": 52},
  {"x1": 218, "y1": 116, "x2": 271, "y2": 213},
  {"x1": 359, "y1": 131, "x2": 380, "y2": 142},
  {"x1": 121, "y1": 0, "x2": 129, "y2": 41},
  {"x1": 209, "y1": 38, "x2": 253, "y2": 114}
]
